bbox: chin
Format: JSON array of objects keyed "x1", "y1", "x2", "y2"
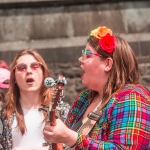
[
  {"x1": 26, "y1": 87, "x2": 38, "y2": 92},
  {"x1": 82, "y1": 80, "x2": 89, "y2": 88}
]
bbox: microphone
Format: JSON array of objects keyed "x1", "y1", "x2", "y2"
[
  {"x1": 44, "y1": 77, "x2": 55, "y2": 88},
  {"x1": 44, "y1": 76, "x2": 67, "y2": 88}
]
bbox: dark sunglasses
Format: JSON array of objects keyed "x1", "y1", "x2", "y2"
[{"x1": 14, "y1": 62, "x2": 42, "y2": 72}]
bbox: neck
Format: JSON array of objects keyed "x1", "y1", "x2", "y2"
[{"x1": 19, "y1": 91, "x2": 41, "y2": 109}]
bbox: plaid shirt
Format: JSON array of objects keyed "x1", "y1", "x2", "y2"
[{"x1": 65, "y1": 84, "x2": 150, "y2": 150}]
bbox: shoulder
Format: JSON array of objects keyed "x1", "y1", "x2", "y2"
[
  {"x1": 72, "y1": 90, "x2": 89, "y2": 108},
  {"x1": 105, "y1": 84, "x2": 150, "y2": 116},
  {"x1": 65, "y1": 90, "x2": 89, "y2": 126},
  {"x1": 112, "y1": 84, "x2": 150, "y2": 111},
  {"x1": 115, "y1": 84, "x2": 150, "y2": 102}
]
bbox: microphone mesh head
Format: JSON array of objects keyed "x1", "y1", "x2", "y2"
[{"x1": 44, "y1": 77, "x2": 55, "y2": 88}]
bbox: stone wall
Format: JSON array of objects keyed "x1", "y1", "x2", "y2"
[{"x1": 0, "y1": 0, "x2": 149, "y2": 104}]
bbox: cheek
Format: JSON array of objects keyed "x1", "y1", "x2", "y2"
[
  {"x1": 15, "y1": 72, "x2": 24, "y2": 83},
  {"x1": 36, "y1": 70, "x2": 44, "y2": 83},
  {"x1": 86, "y1": 59, "x2": 102, "y2": 72},
  {"x1": 87, "y1": 61, "x2": 106, "y2": 78},
  {"x1": 15, "y1": 72, "x2": 26, "y2": 89}
]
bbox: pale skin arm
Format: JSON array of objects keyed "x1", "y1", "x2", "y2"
[{"x1": 43, "y1": 119, "x2": 78, "y2": 148}]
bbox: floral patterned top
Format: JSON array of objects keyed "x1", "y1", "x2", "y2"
[
  {"x1": 0, "y1": 104, "x2": 13, "y2": 150},
  {"x1": 65, "y1": 84, "x2": 150, "y2": 150}
]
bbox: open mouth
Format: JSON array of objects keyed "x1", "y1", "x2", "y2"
[
  {"x1": 80, "y1": 67, "x2": 85, "y2": 77},
  {"x1": 26, "y1": 78, "x2": 34, "y2": 84}
]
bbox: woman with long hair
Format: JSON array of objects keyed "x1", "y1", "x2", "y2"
[
  {"x1": 43, "y1": 26, "x2": 150, "y2": 149},
  {"x1": 0, "y1": 49, "x2": 53, "y2": 150}
]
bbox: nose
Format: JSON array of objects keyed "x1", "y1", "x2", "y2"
[
  {"x1": 78, "y1": 56, "x2": 84, "y2": 64},
  {"x1": 26, "y1": 65, "x2": 32, "y2": 73}
]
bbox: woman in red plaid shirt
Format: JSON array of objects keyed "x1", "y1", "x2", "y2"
[{"x1": 43, "y1": 26, "x2": 150, "y2": 150}]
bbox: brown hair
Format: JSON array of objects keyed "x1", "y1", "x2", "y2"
[
  {"x1": 4, "y1": 49, "x2": 53, "y2": 134},
  {"x1": 0, "y1": 89, "x2": 6, "y2": 104},
  {"x1": 88, "y1": 36, "x2": 140, "y2": 109}
]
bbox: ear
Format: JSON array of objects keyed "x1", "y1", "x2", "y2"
[{"x1": 104, "y1": 57, "x2": 113, "y2": 72}]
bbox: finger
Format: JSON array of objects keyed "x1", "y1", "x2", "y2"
[
  {"x1": 45, "y1": 121, "x2": 50, "y2": 125},
  {"x1": 43, "y1": 131, "x2": 54, "y2": 143},
  {"x1": 43, "y1": 125, "x2": 54, "y2": 132},
  {"x1": 43, "y1": 136, "x2": 50, "y2": 142},
  {"x1": 43, "y1": 128, "x2": 53, "y2": 137}
]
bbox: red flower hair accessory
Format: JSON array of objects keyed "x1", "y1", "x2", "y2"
[{"x1": 90, "y1": 26, "x2": 116, "y2": 53}]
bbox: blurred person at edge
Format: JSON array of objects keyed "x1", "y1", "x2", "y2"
[
  {"x1": 0, "y1": 60, "x2": 10, "y2": 104},
  {"x1": 43, "y1": 26, "x2": 150, "y2": 149},
  {"x1": 0, "y1": 60, "x2": 10, "y2": 70},
  {"x1": 0, "y1": 49, "x2": 62, "y2": 150},
  {"x1": 0, "y1": 68, "x2": 10, "y2": 104}
]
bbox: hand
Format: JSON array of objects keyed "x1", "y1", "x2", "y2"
[{"x1": 43, "y1": 119, "x2": 78, "y2": 147}]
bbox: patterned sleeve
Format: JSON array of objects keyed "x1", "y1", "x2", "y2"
[{"x1": 74, "y1": 90, "x2": 150, "y2": 150}]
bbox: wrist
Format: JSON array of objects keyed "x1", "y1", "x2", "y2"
[{"x1": 65, "y1": 130, "x2": 78, "y2": 148}]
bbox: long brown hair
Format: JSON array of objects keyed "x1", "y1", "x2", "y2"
[
  {"x1": 88, "y1": 36, "x2": 140, "y2": 109},
  {"x1": 4, "y1": 49, "x2": 53, "y2": 134}
]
